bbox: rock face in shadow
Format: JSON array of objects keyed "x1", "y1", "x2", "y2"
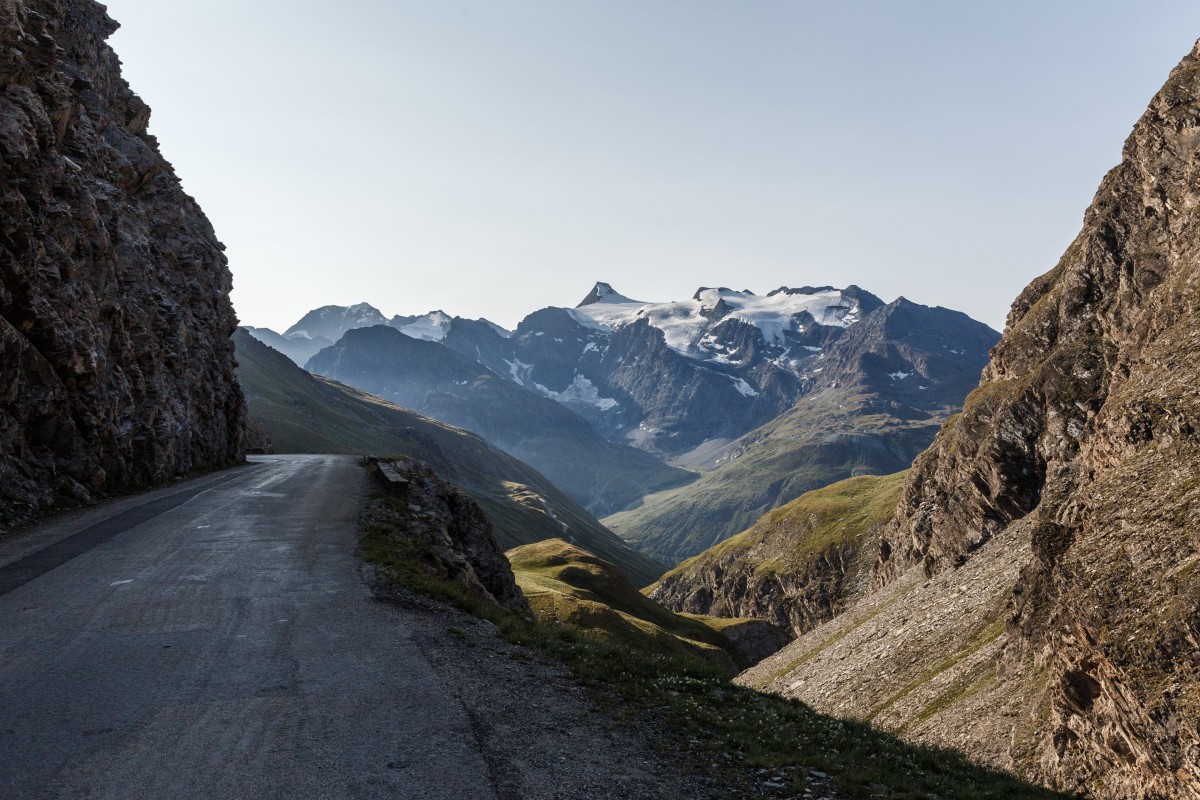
[
  {"x1": 749, "y1": 41, "x2": 1200, "y2": 800},
  {"x1": 0, "y1": 0, "x2": 245, "y2": 527},
  {"x1": 367, "y1": 457, "x2": 531, "y2": 616}
]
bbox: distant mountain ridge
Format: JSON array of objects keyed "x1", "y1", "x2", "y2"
[
  {"x1": 603, "y1": 296, "x2": 1000, "y2": 564},
  {"x1": 251, "y1": 303, "x2": 509, "y2": 367},
  {"x1": 234, "y1": 329, "x2": 665, "y2": 586},
  {"x1": 305, "y1": 325, "x2": 695, "y2": 517},
  {"x1": 250, "y1": 281, "x2": 973, "y2": 459}
]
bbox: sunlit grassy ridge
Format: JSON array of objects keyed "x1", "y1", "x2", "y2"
[
  {"x1": 655, "y1": 471, "x2": 908, "y2": 590},
  {"x1": 508, "y1": 538, "x2": 750, "y2": 670}
]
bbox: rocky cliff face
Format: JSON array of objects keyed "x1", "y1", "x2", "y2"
[
  {"x1": 750, "y1": 41, "x2": 1200, "y2": 799},
  {"x1": 366, "y1": 457, "x2": 531, "y2": 615},
  {"x1": 0, "y1": 0, "x2": 244, "y2": 526}
]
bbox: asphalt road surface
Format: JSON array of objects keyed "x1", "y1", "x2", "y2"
[{"x1": 0, "y1": 455, "x2": 503, "y2": 800}]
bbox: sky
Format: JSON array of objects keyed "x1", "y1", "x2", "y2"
[{"x1": 100, "y1": 1, "x2": 1200, "y2": 333}]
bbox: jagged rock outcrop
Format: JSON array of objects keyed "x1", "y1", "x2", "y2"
[
  {"x1": 367, "y1": 457, "x2": 531, "y2": 615},
  {"x1": 0, "y1": 0, "x2": 244, "y2": 526},
  {"x1": 746, "y1": 41, "x2": 1200, "y2": 799},
  {"x1": 649, "y1": 473, "x2": 905, "y2": 637}
]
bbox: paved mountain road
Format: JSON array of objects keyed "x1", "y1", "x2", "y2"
[{"x1": 0, "y1": 455, "x2": 502, "y2": 800}]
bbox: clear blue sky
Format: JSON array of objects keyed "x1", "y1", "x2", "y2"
[{"x1": 101, "y1": 0, "x2": 1200, "y2": 332}]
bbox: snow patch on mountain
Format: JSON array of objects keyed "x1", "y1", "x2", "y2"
[
  {"x1": 504, "y1": 359, "x2": 533, "y2": 385},
  {"x1": 396, "y1": 311, "x2": 452, "y2": 342},
  {"x1": 729, "y1": 376, "x2": 759, "y2": 398},
  {"x1": 570, "y1": 286, "x2": 862, "y2": 357},
  {"x1": 537, "y1": 373, "x2": 619, "y2": 411}
]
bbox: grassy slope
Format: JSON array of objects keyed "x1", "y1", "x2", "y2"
[
  {"x1": 605, "y1": 387, "x2": 944, "y2": 566},
  {"x1": 370, "y1": 542, "x2": 1066, "y2": 799},
  {"x1": 235, "y1": 329, "x2": 665, "y2": 586},
  {"x1": 657, "y1": 471, "x2": 909, "y2": 587},
  {"x1": 507, "y1": 538, "x2": 742, "y2": 670}
]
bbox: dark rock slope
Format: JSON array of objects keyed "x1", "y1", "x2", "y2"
[
  {"x1": 743, "y1": 41, "x2": 1200, "y2": 799},
  {"x1": 0, "y1": 0, "x2": 244, "y2": 526}
]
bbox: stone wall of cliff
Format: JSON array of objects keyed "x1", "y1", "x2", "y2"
[
  {"x1": 365, "y1": 457, "x2": 532, "y2": 615},
  {"x1": 867, "y1": 40, "x2": 1200, "y2": 798},
  {"x1": 0, "y1": 0, "x2": 245, "y2": 526}
]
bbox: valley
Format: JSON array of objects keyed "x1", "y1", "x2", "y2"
[{"x1": 2, "y1": 0, "x2": 1198, "y2": 797}]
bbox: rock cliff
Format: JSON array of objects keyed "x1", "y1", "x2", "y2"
[
  {"x1": 745, "y1": 41, "x2": 1200, "y2": 799},
  {"x1": 366, "y1": 457, "x2": 531, "y2": 615},
  {"x1": 0, "y1": 0, "x2": 244, "y2": 526}
]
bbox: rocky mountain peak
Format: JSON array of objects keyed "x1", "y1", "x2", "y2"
[
  {"x1": 577, "y1": 282, "x2": 639, "y2": 307},
  {"x1": 283, "y1": 303, "x2": 388, "y2": 341}
]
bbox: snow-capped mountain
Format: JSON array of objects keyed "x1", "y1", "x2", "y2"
[
  {"x1": 248, "y1": 304, "x2": 511, "y2": 366},
  {"x1": 440, "y1": 283, "x2": 889, "y2": 457},
  {"x1": 571, "y1": 284, "x2": 873, "y2": 362},
  {"x1": 247, "y1": 282, "x2": 997, "y2": 558},
  {"x1": 251, "y1": 282, "x2": 994, "y2": 461}
]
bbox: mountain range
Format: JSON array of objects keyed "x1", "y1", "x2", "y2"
[{"x1": 248, "y1": 283, "x2": 998, "y2": 562}]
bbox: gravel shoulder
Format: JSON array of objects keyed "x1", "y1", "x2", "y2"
[{"x1": 369, "y1": 581, "x2": 744, "y2": 800}]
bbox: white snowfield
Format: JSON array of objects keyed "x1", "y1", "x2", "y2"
[
  {"x1": 396, "y1": 311, "x2": 452, "y2": 342},
  {"x1": 535, "y1": 373, "x2": 619, "y2": 411},
  {"x1": 569, "y1": 286, "x2": 862, "y2": 356}
]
